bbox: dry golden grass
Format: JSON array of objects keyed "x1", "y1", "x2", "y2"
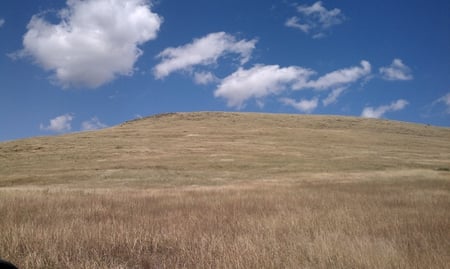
[
  {"x1": 1, "y1": 175, "x2": 449, "y2": 269},
  {"x1": 1, "y1": 112, "x2": 449, "y2": 187},
  {"x1": 1, "y1": 112, "x2": 449, "y2": 268}
]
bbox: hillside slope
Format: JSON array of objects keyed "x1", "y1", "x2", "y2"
[
  {"x1": 1, "y1": 112, "x2": 449, "y2": 187},
  {"x1": 1, "y1": 112, "x2": 450, "y2": 269}
]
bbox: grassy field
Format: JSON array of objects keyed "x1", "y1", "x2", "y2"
[{"x1": 0, "y1": 112, "x2": 449, "y2": 268}]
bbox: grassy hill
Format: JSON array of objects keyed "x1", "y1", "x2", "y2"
[
  {"x1": 1, "y1": 112, "x2": 449, "y2": 269},
  {"x1": 1, "y1": 112, "x2": 449, "y2": 187}
]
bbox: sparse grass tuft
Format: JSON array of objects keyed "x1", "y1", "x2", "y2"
[{"x1": 436, "y1": 167, "x2": 450, "y2": 172}]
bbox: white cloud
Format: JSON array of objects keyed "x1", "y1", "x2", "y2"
[
  {"x1": 280, "y1": 97, "x2": 318, "y2": 113},
  {"x1": 322, "y1": 87, "x2": 346, "y2": 106},
  {"x1": 361, "y1": 99, "x2": 409, "y2": 119},
  {"x1": 434, "y1": 92, "x2": 450, "y2": 114},
  {"x1": 214, "y1": 64, "x2": 315, "y2": 108},
  {"x1": 299, "y1": 60, "x2": 371, "y2": 90},
  {"x1": 286, "y1": 1, "x2": 344, "y2": 37},
  {"x1": 379, "y1": 59, "x2": 413, "y2": 81},
  {"x1": 0, "y1": 18, "x2": 5, "y2": 28},
  {"x1": 19, "y1": 0, "x2": 162, "y2": 88},
  {"x1": 154, "y1": 32, "x2": 257, "y2": 79},
  {"x1": 81, "y1": 117, "x2": 108, "y2": 131},
  {"x1": 438, "y1": 92, "x2": 450, "y2": 106},
  {"x1": 40, "y1": 114, "x2": 74, "y2": 133},
  {"x1": 213, "y1": 61, "x2": 371, "y2": 109},
  {"x1": 194, "y1": 71, "x2": 219, "y2": 85},
  {"x1": 285, "y1": 17, "x2": 311, "y2": 33}
]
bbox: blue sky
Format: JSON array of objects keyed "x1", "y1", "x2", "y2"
[{"x1": 0, "y1": 0, "x2": 449, "y2": 141}]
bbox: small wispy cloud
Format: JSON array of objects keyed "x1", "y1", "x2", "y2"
[
  {"x1": 280, "y1": 97, "x2": 319, "y2": 113},
  {"x1": 285, "y1": 1, "x2": 345, "y2": 38},
  {"x1": 433, "y1": 92, "x2": 450, "y2": 114},
  {"x1": 285, "y1": 17, "x2": 311, "y2": 33},
  {"x1": 437, "y1": 93, "x2": 450, "y2": 106},
  {"x1": 40, "y1": 114, "x2": 74, "y2": 133},
  {"x1": 299, "y1": 60, "x2": 371, "y2": 90},
  {"x1": 154, "y1": 32, "x2": 257, "y2": 79},
  {"x1": 379, "y1": 59, "x2": 413, "y2": 81},
  {"x1": 0, "y1": 18, "x2": 5, "y2": 28},
  {"x1": 193, "y1": 71, "x2": 219, "y2": 85},
  {"x1": 361, "y1": 99, "x2": 409, "y2": 119},
  {"x1": 322, "y1": 87, "x2": 346, "y2": 106},
  {"x1": 81, "y1": 117, "x2": 107, "y2": 131}
]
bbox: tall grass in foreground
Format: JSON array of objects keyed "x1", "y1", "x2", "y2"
[{"x1": 1, "y1": 178, "x2": 449, "y2": 269}]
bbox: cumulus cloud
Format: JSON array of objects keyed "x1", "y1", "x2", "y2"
[
  {"x1": 214, "y1": 64, "x2": 315, "y2": 108},
  {"x1": 19, "y1": 0, "x2": 162, "y2": 88},
  {"x1": 0, "y1": 18, "x2": 5, "y2": 28},
  {"x1": 154, "y1": 32, "x2": 257, "y2": 79},
  {"x1": 194, "y1": 71, "x2": 219, "y2": 85},
  {"x1": 300, "y1": 60, "x2": 371, "y2": 90},
  {"x1": 213, "y1": 60, "x2": 372, "y2": 109},
  {"x1": 40, "y1": 114, "x2": 74, "y2": 133},
  {"x1": 286, "y1": 1, "x2": 344, "y2": 38},
  {"x1": 280, "y1": 97, "x2": 318, "y2": 113},
  {"x1": 379, "y1": 59, "x2": 413, "y2": 81},
  {"x1": 81, "y1": 117, "x2": 108, "y2": 131},
  {"x1": 322, "y1": 87, "x2": 346, "y2": 106},
  {"x1": 361, "y1": 99, "x2": 409, "y2": 119}
]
